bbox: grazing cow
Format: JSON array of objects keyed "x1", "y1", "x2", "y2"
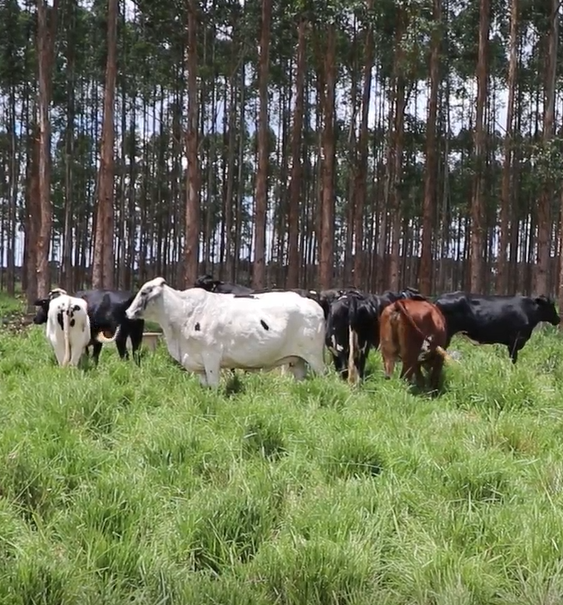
[
  {"x1": 75, "y1": 289, "x2": 145, "y2": 364},
  {"x1": 325, "y1": 286, "x2": 425, "y2": 384},
  {"x1": 38, "y1": 293, "x2": 117, "y2": 367},
  {"x1": 33, "y1": 288, "x2": 145, "y2": 365},
  {"x1": 194, "y1": 274, "x2": 253, "y2": 295},
  {"x1": 379, "y1": 298, "x2": 451, "y2": 393},
  {"x1": 434, "y1": 292, "x2": 561, "y2": 363},
  {"x1": 125, "y1": 277, "x2": 326, "y2": 388},
  {"x1": 326, "y1": 291, "x2": 379, "y2": 384}
]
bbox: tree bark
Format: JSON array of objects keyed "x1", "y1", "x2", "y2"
[
  {"x1": 287, "y1": 19, "x2": 307, "y2": 289},
  {"x1": 35, "y1": 0, "x2": 59, "y2": 298},
  {"x1": 419, "y1": 0, "x2": 441, "y2": 296},
  {"x1": 184, "y1": 0, "x2": 200, "y2": 287},
  {"x1": 318, "y1": 24, "x2": 337, "y2": 289},
  {"x1": 496, "y1": 0, "x2": 518, "y2": 294},
  {"x1": 469, "y1": 0, "x2": 490, "y2": 293},
  {"x1": 92, "y1": 0, "x2": 117, "y2": 289},
  {"x1": 534, "y1": 0, "x2": 558, "y2": 296},
  {"x1": 352, "y1": 0, "x2": 374, "y2": 288},
  {"x1": 252, "y1": 0, "x2": 272, "y2": 289}
]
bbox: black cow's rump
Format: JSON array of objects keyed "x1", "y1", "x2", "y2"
[{"x1": 435, "y1": 291, "x2": 560, "y2": 363}]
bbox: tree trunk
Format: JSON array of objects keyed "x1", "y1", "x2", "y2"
[
  {"x1": 534, "y1": 0, "x2": 558, "y2": 296},
  {"x1": 287, "y1": 19, "x2": 306, "y2": 289},
  {"x1": 91, "y1": 0, "x2": 117, "y2": 289},
  {"x1": 184, "y1": 0, "x2": 200, "y2": 287},
  {"x1": 419, "y1": 0, "x2": 441, "y2": 296},
  {"x1": 35, "y1": 0, "x2": 59, "y2": 298},
  {"x1": 352, "y1": 0, "x2": 374, "y2": 288},
  {"x1": 496, "y1": 0, "x2": 518, "y2": 294},
  {"x1": 252, "y1": 0, "x2": 272, "y2": 289},
  {"x1": 318, "y1": 24, "x2": 336, "y2": 289},
  {"x1": 469, "y1": 0, "x2": 490, "y2": 293}
]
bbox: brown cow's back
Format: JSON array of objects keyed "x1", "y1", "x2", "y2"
[{"x1": 379, "y1": 299, "x2": 449, "y2": 394}]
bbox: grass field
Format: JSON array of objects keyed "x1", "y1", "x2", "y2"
[{"x1": 1, "y1": 294, "x2": 563, "y2": 604}]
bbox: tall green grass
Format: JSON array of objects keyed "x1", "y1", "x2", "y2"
[{"x1": 1, "y1": 320, "x2": 563, "y2": 603}]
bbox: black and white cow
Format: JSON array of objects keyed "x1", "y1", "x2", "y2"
[
  {"x1": 33, "y1": 288, "x2": 145, "y2": 365},
  {"x1": 325, "y1": 286, "x2": 425, "y2": 383},
  {"x1": 434, "y1": 291, "x2": 561, "y2": 363}
]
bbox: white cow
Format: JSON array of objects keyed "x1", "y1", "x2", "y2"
[
  {"x1": 45, "y1": 294, "x2": 119, "y2": 367},
  {"x1": 125, "y1": 277, "x2": 326, "y2": 387}
]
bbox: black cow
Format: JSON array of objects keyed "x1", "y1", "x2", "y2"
[
  {"x1": 194, "y1": 274, "x2": 253, "y2": 295},
  {"x1": 434, "y1": 291, "x2": 560, "y2": 363},
  {"x1": 377, "y1": 286, "x2": 426, "y2": 308},
  {"x1": 33, "y1": 288, "x2": 145, "y2": 365},
  {"x1": 326, "y1": 290, "x2": 379, "y2": 383}
]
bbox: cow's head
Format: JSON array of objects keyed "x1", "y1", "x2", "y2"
[
  {"x1": 535, "y1": 295, "x2": 560, "y2": 326},
  {"x1": 126, "y1": 277, "x2": 166, "y2": 320},
  {"x1": 32, "y1": 298, "x2": 50, "y2": 325},
  {"x1": 194, "y1": 274, "x2": 220, "y2": 292}
]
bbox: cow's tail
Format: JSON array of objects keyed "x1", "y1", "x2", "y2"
[
  {"x1": 347, "y1": 295, "x2": 360, "y2": 385},
  {"x1": 95, "y1": 324, "x2": 122, "y2": 343},
  {"x1": 394, "y1": 300, "x2": 455, "y2": 363},
  {"x1": 62, "y1": 302, "x2": 71, "y2": 367}
]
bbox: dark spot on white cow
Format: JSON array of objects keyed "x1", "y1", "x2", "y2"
[
  {"x1": 73, "y1": 304, "x2": 81, "y2": 312},
  {"x1": 195, "y1": 322, "x2": 200, "y2": 331},
  {"x1": 70, "y1": 318, "x2": 76, "y2": 328},
  {"x1": 260, "y1": 319, "x2": 269, "y2": 330}
]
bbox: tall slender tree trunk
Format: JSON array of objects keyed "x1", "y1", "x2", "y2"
[
  {"x1": 184, "y1": 0, "x2": 200, "y2": 286},
  {"x1": 287, "y1": 19, "x2": 307, "y2": 289},
  {"x1": 535, "y1": 0, "x2": 558, "y2": 296},
  {"x1": 318, "y1": 24, "x2": 337, "y2": 289},
  {"x1": 469, "y1": 0, "x2": 490, "y2": 293},
  {"x1": 252, "y1": 0, "x2": 272, "y2": 289},
  {"x1": 387, "y1": 10, "x2": 407, "y2": 292},
  {"x1": 496, "y1": 0, "x2": 518, "y2": 294},
  {"x1": 92, "y1": 0, "x2": 117, "y2": 289},
  {"x1": 352, "y1": 1, "x2": 374, "y2": 287},
  {"x1": 419, "y1": 0, "x2": 441, "y2": 296},
  {"x1": 35, "y1": 0, "x2": 59, "y2": 298}
]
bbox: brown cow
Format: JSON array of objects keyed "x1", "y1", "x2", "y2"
[{"x1": 379, "y1": 298, "x2": 453, "y2": 394}]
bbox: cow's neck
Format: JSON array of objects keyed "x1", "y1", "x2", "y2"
[{"x1": 153, "y1": 285, "x2": 197, "y2": 363}]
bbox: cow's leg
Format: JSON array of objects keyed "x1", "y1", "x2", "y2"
[
  {"x1": 196, "y1": 372, "x2": 208, "y2": 387},
  {"x1": 202, "y1": 354, "x2": 222, "y2": 388},
  {"x1": 428, "y1": 354, "x2": 444, "y2": 395},
  {"x1": 289, "y1": 358, "x2": 308, "y2": 381},
  {"x1": 331, "y1": 353, "x2": 347, "y2": 380},
  {"x1": 399, "y1": 351, "x2": 419, "y2": 384},
  {"x1": 507, "y1": 342, "x2": 519, "y2": 364},
  {"x1": 115, "y1": 329, "x2": 129, "y2": 360},
  {"x1": 52, "y1": 341, "x2": 66, "y2": 366},
  {"x1": 129, "y1": 322, "x2": 144, "y2": 366},
  {"x1": 91, "y1": 341, "x2": 103, "y2": 365},
  {"x1": 69, "y1": 344, "x2": 85, "y2": 367}
]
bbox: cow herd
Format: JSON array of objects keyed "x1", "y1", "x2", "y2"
[{"x1": 29, "y1": 273, "x2": 561, "y2": 395}]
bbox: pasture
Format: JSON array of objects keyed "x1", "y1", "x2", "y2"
[{"x1": 1, "y1": 294, "x2": 563, "y2": 604}]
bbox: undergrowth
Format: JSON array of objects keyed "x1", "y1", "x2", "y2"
[{"x1": 0, "y1": 319, "x2": 563, "y2": 603}]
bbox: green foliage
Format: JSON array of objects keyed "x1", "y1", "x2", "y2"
[{"x1": 0, "y1": 306, "x2": 562, "y2": 601}]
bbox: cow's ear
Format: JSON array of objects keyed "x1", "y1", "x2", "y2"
[
  {"x1": 535, "y1": 295, "x2": 551, "y2": 306},
  {"x1": 34, "y1": 298, "x2": 47, "y2": 307}
]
